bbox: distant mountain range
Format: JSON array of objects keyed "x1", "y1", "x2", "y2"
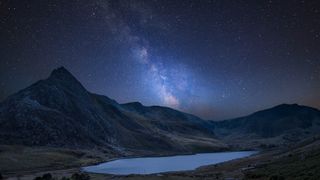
[
  {"x1": 0, "y1": 67, "x2": 226, "y2": 155},
  {"x1": 0, "y1": 67, "x2": 320, "y2": 154},
  {"x1": 211, "y1": 104, "x2": 320, "y2": 148}
]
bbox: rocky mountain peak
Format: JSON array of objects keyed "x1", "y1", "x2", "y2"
[
  {"x1": 0, "y1": 67, "x2": 225, "y2": 151},
  {"x1": 49, "y1": 66, "x2": 78, "y2": 82},
  {"x1": 45, "y1": 66, "x2": 87, "y2": 95}
]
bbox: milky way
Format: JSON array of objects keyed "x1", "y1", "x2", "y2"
[
  {"x1": 94, "y1": 0, "x2": 192, "y2": 108},
  {"x1": 1, "y1": 0, "x2": 320, "y2": 120}
]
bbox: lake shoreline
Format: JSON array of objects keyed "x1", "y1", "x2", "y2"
[
  {"x1": 82, "y1": 151, "x2": 258, "y2": 175},
  {"x1": 77, "y1": 149, "x2": 257, "y2": 174},
  {"x1": 0, "y1": 145, "x2": 258, "y2": 177},
  {"x1": 80, "y1": 147, "x2": 259, "y2": 169},
  {"x1": 0, "y1": 145, "x2": 258, "y2": 179}
]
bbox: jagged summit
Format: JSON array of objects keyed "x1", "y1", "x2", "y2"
[
  {"x1": 51, "y1": 66, "x2": 70, "y2": 74},
  {"x1": 48, "y1": 66, "x2": 81, "y2": 84},
  {"x1": 49, "y1": 66, "x2": 73, "y2": 79},
  {"x1": 38, "y1": 66, "x2": 88, "y2": 97}
]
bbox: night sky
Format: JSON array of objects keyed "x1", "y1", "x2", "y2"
[{"x1": 1, "y1": 0, "x2": 320, "y2": 120}]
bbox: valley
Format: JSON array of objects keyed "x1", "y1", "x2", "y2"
[
  {"x1": 5, "y1": 136, "x2": 320, "y2": 180},
  {"x1": 0, "y1": 67, "x2": 320, "y2": 179}
]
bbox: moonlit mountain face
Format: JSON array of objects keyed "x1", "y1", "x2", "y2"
[{"x1": 1, "y1": 0, "x2": 320, "y2": 120}]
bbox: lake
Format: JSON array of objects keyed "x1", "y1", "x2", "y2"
[{"x1": 82, "y1": 151, "x2": 257, "y2": 175}]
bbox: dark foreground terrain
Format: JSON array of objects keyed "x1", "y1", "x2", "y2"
[{"x1": 2, "y1": 136, "x2": 320, "y2": 180}]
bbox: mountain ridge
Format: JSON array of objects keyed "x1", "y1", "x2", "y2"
[
  {"x1": 0, "y1": 66, "x2": 227, "y2": 155},
  {"x1": 211, "y1": 103, "x2": 320, "y2": 148}
]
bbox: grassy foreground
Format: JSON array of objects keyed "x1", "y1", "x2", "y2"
[
  {"x1": 0, "y1": 145, "x2": 111, "y2": 178},
  {"x1": 2, "y1": 138, "x2": 320, "y2": 179}
]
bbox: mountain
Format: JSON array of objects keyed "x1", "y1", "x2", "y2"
[
  {"x1": 212, "y1": 104, "x2": 320, "y2": 148},
  {"x1": 0, "y1": 67, "x2": 226, "y2": 155}
]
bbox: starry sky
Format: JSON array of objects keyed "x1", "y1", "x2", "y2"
[{"x1": 1, "y1": 0, "x2": 320, "y2": 120}]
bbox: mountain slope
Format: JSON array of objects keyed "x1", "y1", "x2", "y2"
[
  {"x1": 0, "y1": 67, "x2": 226, "y2": 155},
  {"x1": 212, "y1": 104, "x2": 320, "y2": 148}
]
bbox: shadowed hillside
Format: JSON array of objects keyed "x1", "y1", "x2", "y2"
[
  {"x1": 212, "y1": 104, "x2": 320, "y2": 149},
  {"x1": 0, "y1": 67, "x2": 227, "y2": 156}
]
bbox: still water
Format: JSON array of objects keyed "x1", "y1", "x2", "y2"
[{"x1": 82, "y1": 151, "x2": 257, "y2": 175}]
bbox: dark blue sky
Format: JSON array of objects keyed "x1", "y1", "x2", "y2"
[{"x1": 1, "y1": 0, "x2": 320, "y2": 120}]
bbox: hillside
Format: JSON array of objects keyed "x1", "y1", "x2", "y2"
[
  {"x1": 212, "y1": 104, "x2": 320, "y2": 148},
  {"x1": 0, "y1": 67, "x2": 227, "y2": 156}
]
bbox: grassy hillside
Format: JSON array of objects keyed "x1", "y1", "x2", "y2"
[
  {"x1": 0, "y1": 145, "x2": 112, "y2": 175},
  {"x1": 244, "y1": 137, "x2": 320, "y2": 179}
]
